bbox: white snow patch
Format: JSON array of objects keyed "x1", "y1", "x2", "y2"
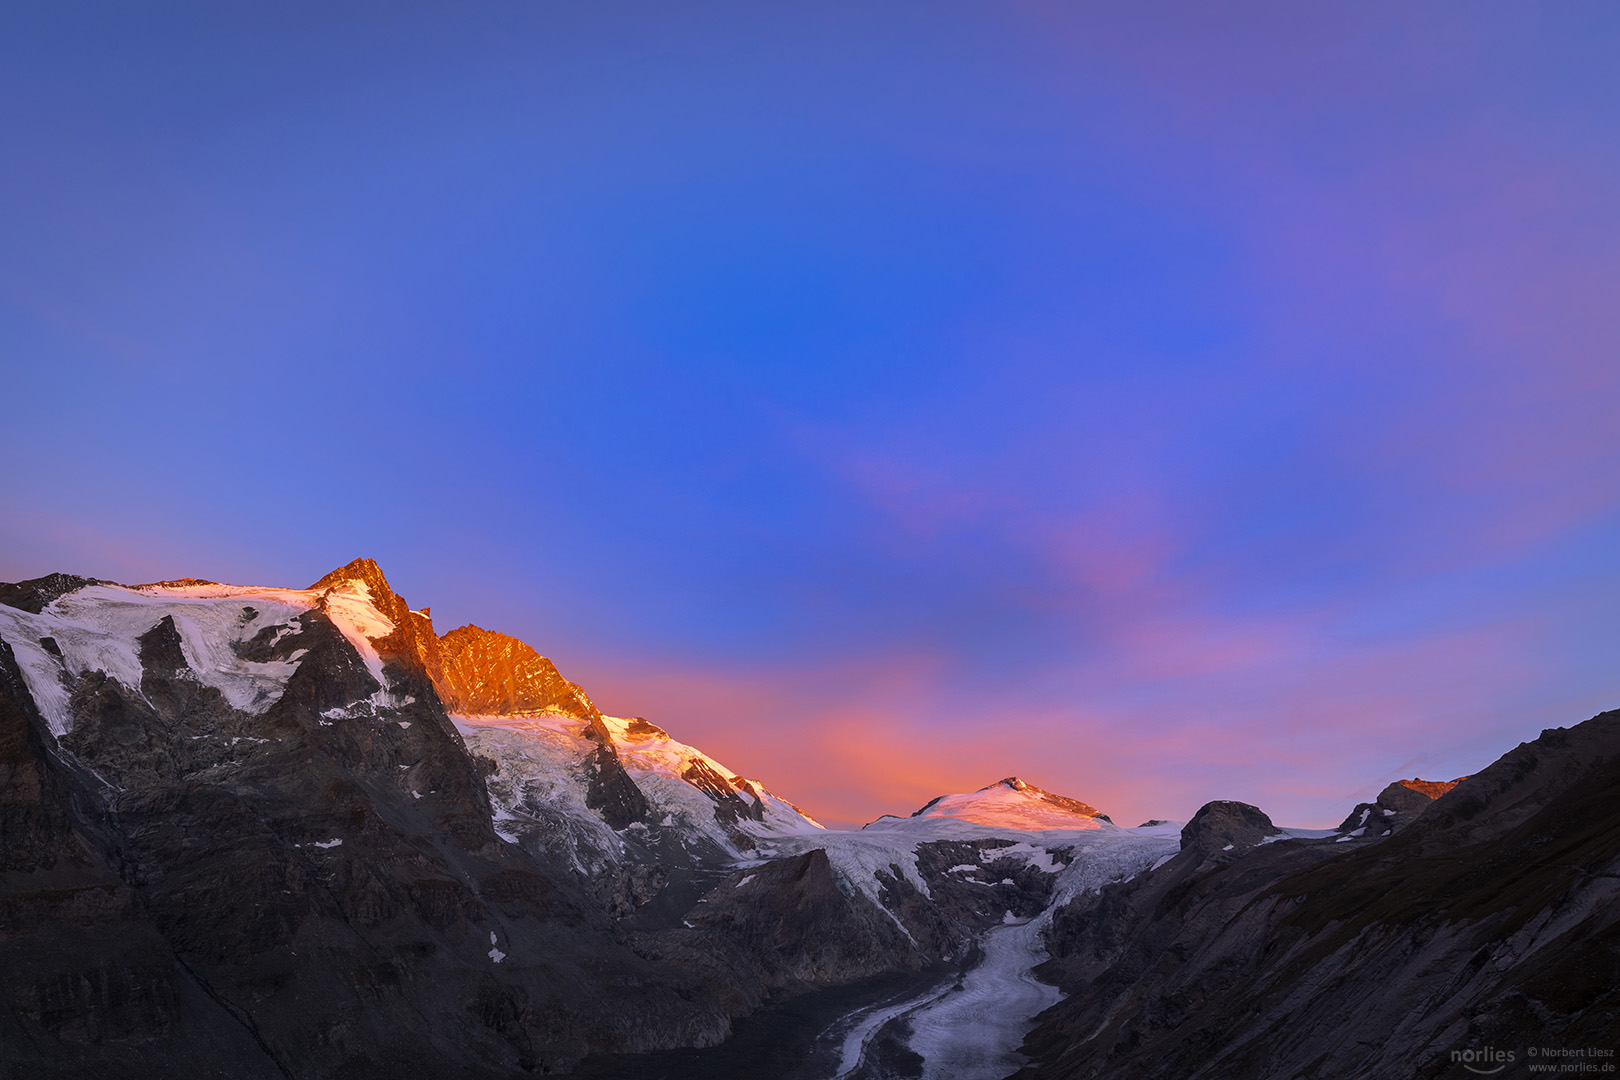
[
  {"x1": 736, "y1": 874, "x2": 755, "y2": 888},
  {"x1": 313, "y1": 838, "x2": 342, "y2": 849},
  {"x1": 317, "y1": 580, "x2": 394, "y2": 691},
  {"x1": 456, "y1": 713, "x2": 825, "y2": 878}
]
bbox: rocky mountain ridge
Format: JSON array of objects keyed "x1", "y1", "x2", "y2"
[
  {"x1": 2, "y1": 558, "x2": 1613, "y2": 1079},
  {"x1": 0, "y1": 560, "x2": 1134, "y2": 1079}
]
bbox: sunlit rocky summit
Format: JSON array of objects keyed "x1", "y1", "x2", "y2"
[{"x1": 1, "y1": 559, "x2": 1615, "y2": 1079}]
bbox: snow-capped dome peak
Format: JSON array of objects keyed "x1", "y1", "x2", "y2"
[{"x1": 866, "y1": 777, "x2": 1114, "y2": 834}]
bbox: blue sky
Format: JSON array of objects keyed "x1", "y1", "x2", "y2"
[{"x1": 4, "y1": 2, "x2": 1619, "y2": 826}]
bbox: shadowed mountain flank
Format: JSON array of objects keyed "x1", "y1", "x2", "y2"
[{"x1": 1018, "y1": 712, "x2": 1620, "y2": 1080}]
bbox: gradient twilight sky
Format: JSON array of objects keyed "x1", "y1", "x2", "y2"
[{"x1": 4, "y1": 3, "x2": 1619, "y2": 829}]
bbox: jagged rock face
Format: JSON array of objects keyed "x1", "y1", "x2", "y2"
[
  {"x1": 437, "y1": 622, "x2": 598, "y2": 720},
  {"x1": 582, "y1": 739, "x2": 650, "y2": 829},
  {"x1": 680, "y1": 757, "x2": 765, "y2": 828},
  {"x1": 308, "y1": 557, "x2": 449, "y2": 699},
  {"x1": 1018, "y1": 711, "x2": 1620, "y2": 1080},
  {"x1": 310, "y1": 561, "x2": 649, "y2": 830}
]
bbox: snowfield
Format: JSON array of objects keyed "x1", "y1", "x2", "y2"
[
  {"x1": 0, "y1": 583, "x2": 314, "y2": 735},
  {"x1": 455, "y1": 712, "x2": 824, "y2": 873},
  {"x1": 0, "y1": 578, "x2": 425, "y2": 738}
]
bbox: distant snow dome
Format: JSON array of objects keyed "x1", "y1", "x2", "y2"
[{"x1": 880, "y1": 777, "x2": 1114, "y2": 833}]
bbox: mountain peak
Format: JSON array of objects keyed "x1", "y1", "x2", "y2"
[
  {"x1": 891, "y1": 776, "x2": 1113, "y2": 831},
  {"x1": 437, "y1": 623, "x2": 599, "y2": 720},
  {"x1": 1392, "y1": 777, "x2": 1464, "y2": 800},
  {"x1": 308, "y1": 557, "x2": 396, "y2": 600}
]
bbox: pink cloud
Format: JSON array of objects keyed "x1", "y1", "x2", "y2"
[{"x1": 566, "y1": 595, "x2": 1553, "y2": 832}]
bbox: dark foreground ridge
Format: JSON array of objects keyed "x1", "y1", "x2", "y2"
[{"x1": 1016, "y1": 712, "x2": 1620, "y2": 1080}]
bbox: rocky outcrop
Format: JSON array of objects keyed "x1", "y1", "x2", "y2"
[
  {"x1": 582, "y1": 739, "x2": 649, "y2": 829},
  {"x1": 1016, "y1": 711, "x2": 1620, "y2": 1080},
  {"x1": 0, "y1": 573, "x2": 111, "y2": 615},
  {"x1": 1178, "y1": 800, "x2": 1283, "y2": 860},
  {"x1": 1337, "y1": 775, "x2": 1466, "y2": 836}
]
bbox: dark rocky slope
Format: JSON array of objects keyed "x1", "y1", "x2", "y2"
[{"x1": 1015, "y1": 710, "x2": 1620, "y2": 1080}]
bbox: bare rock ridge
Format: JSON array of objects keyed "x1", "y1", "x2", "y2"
[{"x1": 0, "y1": 572, "x2": 111, "y2": 614}]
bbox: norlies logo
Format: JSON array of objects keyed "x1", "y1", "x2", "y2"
[{"x1": 1455, "y1": 1047, "x2": 1517, "y2": 1074}]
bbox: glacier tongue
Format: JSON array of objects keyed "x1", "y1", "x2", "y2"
[{"x1": 823, "y1": 830, "x2": 1178, "y2": 1080}]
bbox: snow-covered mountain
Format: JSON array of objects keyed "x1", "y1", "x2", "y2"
[
  {"x1": 5, "y1": 557, "x2": 1610, "y2": 1080},
  {"x1": 0, "y1": 558, "x2": 1176, "y2": 1078},
  {"x1": 459, "y1": 711, "x2": 824, "y2": 895},
  {"x1": 865, "y1": 776, "x2": 1115, "y2": 834}
]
